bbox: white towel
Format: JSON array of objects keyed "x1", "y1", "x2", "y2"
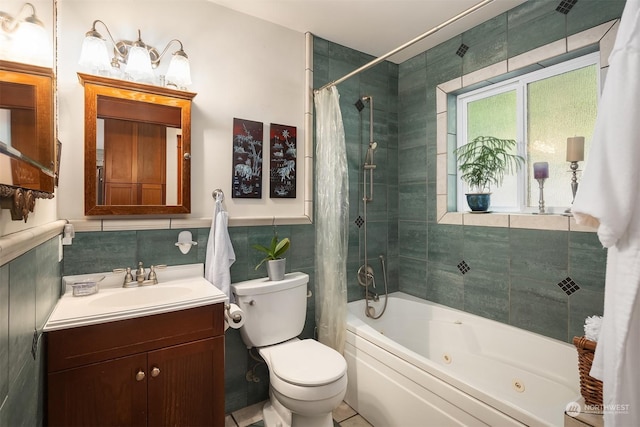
[
  {"x1": 205, "y1": 198, "x2": 236, "y2": 302},
  {"x1": 572, "y1": 1, "x2": 640, "y2": 424}
]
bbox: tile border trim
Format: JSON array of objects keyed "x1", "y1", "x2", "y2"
[{"x1": 0, "y1": 220, "x2": 66, "y2": 266}]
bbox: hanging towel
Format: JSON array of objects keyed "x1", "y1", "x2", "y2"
[
  {"x1": 205, "y1": 196, "x2": 236, "y2": 302},
  {"x1": 572, "y1": 2, "x2": 640, "y2": 424}
]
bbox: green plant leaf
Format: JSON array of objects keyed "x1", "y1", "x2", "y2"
[
  {"x1": 454, "y1": 135, "x2": 524, "y2": 192},
  {"x1": 252, "y1": 235, "x2": 290, "y2": 270}
]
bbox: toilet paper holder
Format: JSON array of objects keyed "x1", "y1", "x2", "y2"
[{"x1": 225, "y1": 303, "x2": 243, "y2": 321}]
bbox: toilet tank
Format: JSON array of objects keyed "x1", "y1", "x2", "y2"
[{"x1": 231, "y1": 272, "x2": 309, "y2": 348}]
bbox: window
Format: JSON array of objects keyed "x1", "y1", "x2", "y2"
[{"x1": 456, "y1": 52, "x2": 600, "y2": 213}]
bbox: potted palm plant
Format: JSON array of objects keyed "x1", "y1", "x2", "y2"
[
  {"x1": 253, "y1": 231, "x2": 290, "y2": 281},
  {"x1": 454, "y1": 135, "x2": 524, "y2": 212}
]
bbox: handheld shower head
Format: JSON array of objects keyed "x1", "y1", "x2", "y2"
[{"x1": 365, "y1": 142, "x2": 377, "y2": 167}]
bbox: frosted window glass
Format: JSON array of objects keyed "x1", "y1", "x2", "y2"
[
  {"x1": 467, "y1": 91, "x2": 518, "y2": 208},
  {"x1": 527, "y1": 64, "x2": 598, "y2": 208},
  {"x1": 457, "y1": 53, "x2": 599, "y2": 213}
]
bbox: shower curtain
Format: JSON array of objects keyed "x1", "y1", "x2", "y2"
[{"x1": 314, "y1": 86, "x2": 349, "y2": 354}]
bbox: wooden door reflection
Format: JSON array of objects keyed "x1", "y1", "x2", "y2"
[{"x1": 102, "y1": 119, "x2": 167, "y2": 205}]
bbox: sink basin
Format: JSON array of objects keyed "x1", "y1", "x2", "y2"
[
  {"x1": 44, "y1": 263, "x2": 228, "y2": 332},
  {"x1": 88, "y1": 286, "x2": 193, "y2": 308}
]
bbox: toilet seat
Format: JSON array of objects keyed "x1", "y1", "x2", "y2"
[
  {"x1": 259, "y1": 339, "x2": 348, "y2": 401},
  {"x1": 268, "y1": 339, "x2": 346, "y2": 386}
]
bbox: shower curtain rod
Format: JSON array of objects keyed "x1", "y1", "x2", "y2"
[{"x1": 315, "y1": 0, "x2": 493, "y2": 92}]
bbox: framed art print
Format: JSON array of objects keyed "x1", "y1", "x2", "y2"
[
  {"x1": 269, "y1": 123, "x2": 296, "y2": 198},
  {"x1": 232, "y1": 118, "x2": 263, "y2": 198}
]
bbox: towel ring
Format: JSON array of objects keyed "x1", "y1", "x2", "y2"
[{"x1": 212, "y1": 189, "x2": 224, "y2": 202}]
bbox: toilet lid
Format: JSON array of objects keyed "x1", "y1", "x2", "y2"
[{"x1": 269, "y1": 339, "x2": 347, "y2": 387}]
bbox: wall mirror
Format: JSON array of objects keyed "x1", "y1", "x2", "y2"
[
  {"x1": 79, "y1": 73, "x2": 196, "y2": 216},
  {"x1": 0, "y1": 60, "x2": 55, "y2": 221}
]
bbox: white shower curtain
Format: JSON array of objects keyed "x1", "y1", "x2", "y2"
[{"x1": 314, "y1": 86, "x2": 349, "y2": 354}]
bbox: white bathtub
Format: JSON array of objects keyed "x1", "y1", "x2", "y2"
[{"x1": 344, "y1": 292, "x2": 580, "y2": 426}]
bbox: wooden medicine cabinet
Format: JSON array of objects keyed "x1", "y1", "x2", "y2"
[
  {"x1": 0, "y1": 60, "x2": 55, "y2": 221},
  {"x1": 79, "y1": 73, "x2": 196, "y2": 215}
]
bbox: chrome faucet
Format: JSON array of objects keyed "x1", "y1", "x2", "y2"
[
  {"x1": 117, "y1": 263, "x2": 166, "y2": 287},
  {"x1": 366, "y1": 290, "x2": 379, "y2": 302}
]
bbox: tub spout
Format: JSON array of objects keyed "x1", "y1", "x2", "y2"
[{"x1": 366, "y1": 291, "x2": 379, "y2": 302}]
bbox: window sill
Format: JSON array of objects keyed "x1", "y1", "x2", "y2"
[{"x1": 439, "y1": 211, "x2": 596, "y2": 232}]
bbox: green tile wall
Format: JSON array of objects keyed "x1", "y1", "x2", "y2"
[
  {"x1": 396, "y1": 0, "x2": 622, "y2": 344},
  {"x1": 0, "y1": 237, "x2": 62, "y2": 426},
  {"x1": 314, "y1": 37, "x2": 400, "y2": 302}
]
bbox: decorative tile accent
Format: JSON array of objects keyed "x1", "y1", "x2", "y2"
[
  {"x1": 558, "y1": 276, "x2": 581, "y2": 295},
  {"x1": 456, "y1": 43, "x2": 469, "y2": 57},
  {"x1": 355, "y1": 216, "x2": 364, "y2": 228},
  {"x1": 457, "y1": 260, "x2": 470, "y2": 275},
  {"x1": 556, "y1": 0, "x2": 578, "y2": 15}
]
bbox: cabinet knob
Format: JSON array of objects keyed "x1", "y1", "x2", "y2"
[
  {"x1": 151, "y1": 367, "x2": 160, "y2": 378},
  {"x1": 135, "y1": 370, "x2": 145, "y2": 381}
]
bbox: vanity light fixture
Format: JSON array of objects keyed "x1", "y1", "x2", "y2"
[
  {"x1": 0, "y1": 2, "x2": 51, "y2": 66},
  {"x1": 78, "y1": 19, "x2": 192, "y2": 87}
]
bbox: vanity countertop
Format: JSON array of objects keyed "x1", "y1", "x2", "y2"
[{"x1": 44, "y1": 263, "x2": 227, "y2": 332}]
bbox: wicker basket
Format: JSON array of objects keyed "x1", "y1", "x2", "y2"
[{"x1": 573, "y1": 336, "x2": 603, "y2": 407}]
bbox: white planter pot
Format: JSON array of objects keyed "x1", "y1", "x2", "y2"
[{"x1": 266, "y1": 258, "x2": 286, "y2": 281}]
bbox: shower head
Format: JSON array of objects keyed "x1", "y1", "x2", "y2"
[{"x1": 355, "y1": 96, "x2": 372, "y2": 112}]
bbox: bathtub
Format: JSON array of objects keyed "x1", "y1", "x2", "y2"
[{"x1": 344, "y1": 292, "x2": 580, "y2": 426}]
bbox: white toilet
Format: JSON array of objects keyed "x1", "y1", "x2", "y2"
[{"x1": 231, "y1": 272, "x2": 347, "y2": 427}]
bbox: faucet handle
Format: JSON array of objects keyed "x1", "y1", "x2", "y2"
[
  {"x1": 124, "y1": 267, "x2": 134, "y2": 284},
  {"x1": 147, "y1": 265, "x2": 166, "y2": 285},
  {"x1": 148, "y1": 266, "x2": 157, "y2": 284},
  {"x1": 136, "y1": 261, "x2": 145, "y2": 282}
]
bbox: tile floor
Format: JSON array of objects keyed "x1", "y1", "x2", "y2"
[{"x1": 225, "y1": 400, "x2": 373, "y2": 427}]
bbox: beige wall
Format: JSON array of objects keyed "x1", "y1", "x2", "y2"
[
  {"x1": 56, "y1": 0, "x2": 307, "y2": 222},
  {"x1": 1, "y1": 0, "x2": 308, "y2": 238}
]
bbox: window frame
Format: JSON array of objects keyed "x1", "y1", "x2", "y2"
[{"x1": 455, "y1": 51, "x2": 600, "y2": 214}]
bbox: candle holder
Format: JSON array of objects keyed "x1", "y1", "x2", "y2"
[
  {"x1": 564, "y1": 161, "x2": 580, "y2": 215},
  {"x1": 536, "y1": 178, "x2": 547, "y2": 214}
]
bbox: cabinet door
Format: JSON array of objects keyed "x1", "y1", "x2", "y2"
[
  {"x1": 147, "y1": 336, "x2": 225, "y2": 427},
  {"x1": 47, "y1": 353, "x2": 147, "y2": 427}
]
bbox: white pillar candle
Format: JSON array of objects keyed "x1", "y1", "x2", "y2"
[{"x1": 566, "y1": 137, "x2": 585, "y2": 162}]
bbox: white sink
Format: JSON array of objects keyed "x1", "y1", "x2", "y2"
[
  {"x1": 44, "y1": 263, "x2": 228, "y2": 332},
  {"x1": 88, "y1": 285, "x2": 194, "y2": 308}
]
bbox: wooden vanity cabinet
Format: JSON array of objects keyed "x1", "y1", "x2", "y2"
[{"x1": 46, "y1": 304, "x2": 225, "y2": 427}]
